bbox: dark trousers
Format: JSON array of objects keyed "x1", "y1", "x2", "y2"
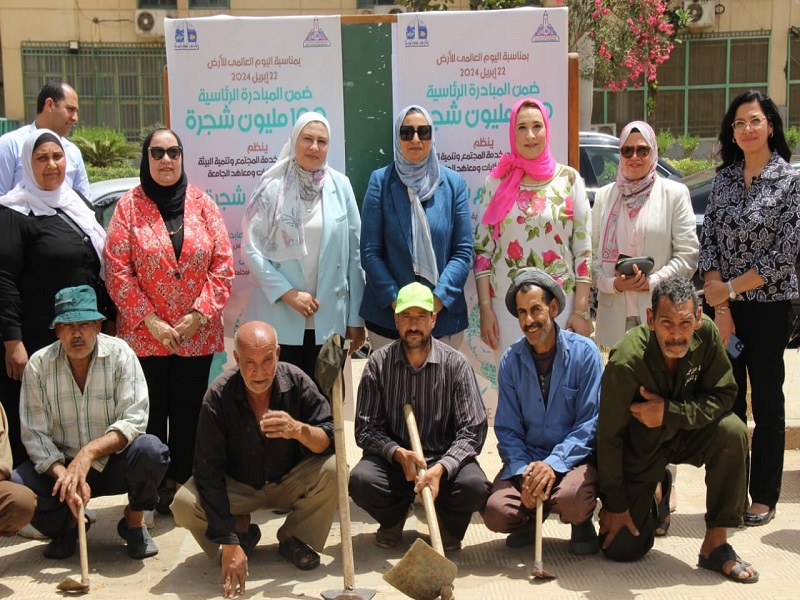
[
  {"x1": 279, "y1": 329, "x2": 322, "y2": 383},
  {"x1": 601, "y1": 413, "x2": 747, "y2": 562},
  {"x1": 0, "y1": 371, "x2": 26, "y2": 467},
  {"x1": 349, "y1": 454, "x2": 491, "y2": 540},
  {"x1": 729, "y1": 300, "x2": 791, "y2": 509},
  {"x1": 11, "y1": 434, "x2": 169, "y2": 538},
  {"x1": 138, "y1": 353, "x2": 212, "y2": 484}
]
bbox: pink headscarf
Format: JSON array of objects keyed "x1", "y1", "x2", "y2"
[{"x1": 481, "y1": 98, "x2": 557, "y2": 239}]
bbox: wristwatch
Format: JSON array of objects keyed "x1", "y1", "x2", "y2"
[
  {"x1": 573, "y1": 309, "x2": 591, "y2": 321},
  {"x1": 194, "y1": 310, "x2": 208, "y2": 326},
  {"x1": 727, "y1": 280, "x2": 736, "y2": 301}
]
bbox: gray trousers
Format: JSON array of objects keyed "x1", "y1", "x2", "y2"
[{"x1": 172, "y1": 454, "x2": 337, "y2": 558}]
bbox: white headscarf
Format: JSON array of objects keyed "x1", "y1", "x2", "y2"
[
  {"x1": 243, "y1": 112, "x2": 330, "y2": 262},
  {"x1": 0, "y1": 128, "x2": 106, "y2": 275}
]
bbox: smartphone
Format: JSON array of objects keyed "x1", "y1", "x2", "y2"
[{"x1": 726, "y1": 334, "x2": 745, "y2": 359}]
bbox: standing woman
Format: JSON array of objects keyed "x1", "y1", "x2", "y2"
[
  {"x1": 242, "y1": 111, "x2": 365, "y2": 377},
  {"x1": 475, "y1": 98, "x2": 592, "y2": 357},
  {"x1": 0, "y1": 129, "x2": 109, "y2": 466},
  {"x1": 592, "y1": 121, "x2": 699, "y2": 348},
  {"x1": 700, "y1": 90, "x2": 800, "y2": 526},
  {"x1": 360, "y1": 104, "x2": 472, "y2": 350},
  {"x1": 104, "y1": 128, "x2": 234, "y2": 510}
]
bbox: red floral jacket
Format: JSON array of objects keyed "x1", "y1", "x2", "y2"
[{"x1": 104, "y1": 184, "x2": 234, "y2": 357}]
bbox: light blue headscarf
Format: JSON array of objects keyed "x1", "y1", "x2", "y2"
[{"x1": 393, "y1": 105, "x2": 441, "y2": 201}]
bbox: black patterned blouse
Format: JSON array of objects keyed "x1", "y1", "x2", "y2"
[{"x1": 699, "y1": 152, "x2": 800, "y2": 302}]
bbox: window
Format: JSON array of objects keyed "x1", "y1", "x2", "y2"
[
  {"x1": 189, "y1": 0, "x2": 230, "y2": 7},
  {"x1": 137, "y1": 0, "x2": 177, "y2": 8},
  {"x1": 21, "y1": 42, "x2": 166, "y2": 141},
  {"x1": 787, "y1": 33, "x2": 800, "y2": 126},
  {"x1": 592, "y1": 33, "x2": 770, "y2": 137}
]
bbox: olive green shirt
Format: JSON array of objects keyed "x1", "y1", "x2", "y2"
[{"x1": 597, "y1": 313, "x2": 737, "y2": 513}]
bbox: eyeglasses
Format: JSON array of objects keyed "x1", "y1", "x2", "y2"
[
  {"x1": 732, "y1": 116, "x2": 767, "y2": 132},
  {"x1": 399, "y1": 125, "x2": 433, "y2": 141},
  {"x1": 620, "y1": 145, "x2": 652, "y2": 159},
  {"x1": 149, "y1": 146, "x2": 183, "y2": 160}
]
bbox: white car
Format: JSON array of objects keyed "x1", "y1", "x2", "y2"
[{"x1": 88, "y1": 177, "x2": 139, "y2": 229}]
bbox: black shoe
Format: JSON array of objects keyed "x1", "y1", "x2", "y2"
[
  {"x1": 569, "y1": 519, "x2": 600, "y2": 555},
  {"x1": 156, "y1": 487, "x2": 175, "y2": 515},
  {"x1": 117, "y1": 518, "x2": 159, "y2": 559},
  {"x1": 43, "y1": 527, "x2": 79, "y2": 560},
  {"x1": 743, "y1": 508, "x2": 775, "y2": 526},
  {"x1": 237, "y1": 524, "x2": 262, "y2": 556}
]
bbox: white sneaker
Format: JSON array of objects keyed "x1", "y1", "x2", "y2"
[
  {"x1": 18, "y1": 523, "x2": 48, "y2": 540},
  {"x1": 144, "y1": 510, "x2": 155, "y2": 529}
]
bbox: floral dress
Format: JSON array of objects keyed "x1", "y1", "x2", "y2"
[{"x1": 474, "y1": 164, "x2": 592, "y2": 354}]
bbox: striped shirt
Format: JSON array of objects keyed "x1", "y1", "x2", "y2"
[
  {"x1": 20, "y1": 333, "x2": 149, "y2": 475},
  {"x1": 355, "y1": 337, "x2": 487, "y2": 477}
]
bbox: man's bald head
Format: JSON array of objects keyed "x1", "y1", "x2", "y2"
[{"x1": 234, "y1": 321, "x2": 280, "y2": 400}]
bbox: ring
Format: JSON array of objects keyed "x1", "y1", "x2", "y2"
[
  {"x1": 180, "y1": 335, "x2": 186, "y2": 342},
  {"x1": 162, "y1": 338, "x2": 170, "y2": 346},
  {"x1": 307, "y1": 307, "x2": 313, "y2": 315}
]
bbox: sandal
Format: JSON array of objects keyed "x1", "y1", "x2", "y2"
[
  {"x1": 654, "y1": 468, "x2": 672, "y2": 537},
  {"x1": 698, "y1": 543, "x2": 759, "y2": 583},
  {"x1": 278, "y1": 536, "x2": 320, "y2": 570}
]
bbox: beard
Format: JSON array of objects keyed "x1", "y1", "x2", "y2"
[{"x1": 400, "y1": 329, "x2": 432, "y2": 351}]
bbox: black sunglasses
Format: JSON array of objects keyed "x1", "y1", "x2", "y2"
[
  {"x1": 620, "y1": 145, "x2": 651, "y2": 159},
  {"x1": 149, "y1": 145, "x2": 183, "y2": 160},
  {"x1": 399, "y1": 125, "x2": 433, "y2": 141}
]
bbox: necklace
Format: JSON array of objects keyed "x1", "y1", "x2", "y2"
[
  {"x1": 167, "y1": 222, "x2": 184, "y2": 236},
  {"x1": 301, "y1": 197, "x2": 319, "y2": 213}
]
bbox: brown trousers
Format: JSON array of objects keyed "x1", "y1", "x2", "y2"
[{"x1": 0, "y1": 480, "x2": 36, "y2": 536}]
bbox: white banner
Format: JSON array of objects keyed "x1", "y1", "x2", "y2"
[
  {"x1": 392, "y1": 8, "x2": 569, "y2": 422},
  {"x1": 165, "y1": 15, "x2": 345, "y2": 379}
]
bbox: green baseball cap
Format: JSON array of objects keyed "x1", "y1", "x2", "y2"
[{"x1": 395, "y1": 282, "x2": 434, "y2": 314}]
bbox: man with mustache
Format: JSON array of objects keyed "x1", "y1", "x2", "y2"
[
  {"x1": 482, "y1": 268, "x2": 603, "y2": 555},
  {"x1": 11, "y1": 285, "x2": 168, "y2": 560},
  {"x1": 349, "y1": 282, "x2": 491, "y2": 552},
  {"x1": 597, "y1": 275, "x2": 757, "y2": 583}
]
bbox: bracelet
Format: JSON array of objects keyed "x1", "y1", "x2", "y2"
[
  {"x1": 573, "y1": 309, "x2": 591, "y2": 320},
  {"x1": 479, "y1": 299, "x2": 492, "y2": 306},
  {"x1": 715, "y1": 305, "x2": 729, "y2": 314}
]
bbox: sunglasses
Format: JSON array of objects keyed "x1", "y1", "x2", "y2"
[
  {"x1": 149, "y1": 146, "x2": 183, "y2": 160},
  {"x1": 620, "y1": 145, "x2": 652, "y2": 159},
  {"x1": 399, "y1": 125, "x2": 433, "y2": 141}
]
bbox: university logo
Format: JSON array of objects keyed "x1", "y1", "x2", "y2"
[
  {"x1": 404, "y1": 16, "x2": 429, "y2": 48},
  {"x1": 303, "y1": 17, "x2": 332, "y2": 48},
  {"x1": 174, "y1": 20, "x2": 199, "y2": 50},
  {"x1": 531, "y1": 10, "x2": 560, "y2": 43}
]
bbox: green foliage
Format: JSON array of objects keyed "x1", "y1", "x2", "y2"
[
  {"x1": 86, "y1": 164, "x2": 138, "y2": 184},
  {"x1": 677, "y1": 133, "x2": 700, "y2": 159},
  {"x1": 72, "y1": 127, "x2": 138, "y2": 168},
  {"x1": 656, "y1": 129, "x2": 676, "y2": 155},
  {"x1": 664, "y1": 157, "x2": 714, "y2": 176},
  {"x1": 784, "y1": 126, "x2": 800, "y2": 153}
]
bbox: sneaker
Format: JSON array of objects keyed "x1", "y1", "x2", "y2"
[
  {"x1": 375, "y1": 520, "x2": 405, "y2": 549},
  {"x1": 143, "y1": 510, "x2": 155, "y2": 529},
  {"x1": 438, "y1": 525, "x2": 462, "y2": 552},
  {"x1": 156, "y1": 487, "x2": 175, "y2": 516},
  {"x1": 569, "y1": 519, "x2": 600, "y2": 555},
  {"x1": 505, "y1": 523, "x2": 535, "y2": 548},
  {"x1": 43, "y1": 527, "x2": 79, "y2": 560}
]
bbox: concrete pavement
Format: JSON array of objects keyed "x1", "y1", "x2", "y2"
[{"x1": 1, "y1": 351, "x2": 799, "y2": 599}]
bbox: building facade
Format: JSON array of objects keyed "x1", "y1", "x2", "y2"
[{"x1": 0, "y1": 1, "x2": 798, "y2": 138}]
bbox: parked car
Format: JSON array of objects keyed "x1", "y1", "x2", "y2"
[
  {"x1": 680, "y1": 163, "x2": 800, "y2": 346},
  {"x1": 579, "y1": 131, "x2": 682, "y2": 203},
  {"x1": 88, "y1": 177, "x2": 139, "y2": 229}
]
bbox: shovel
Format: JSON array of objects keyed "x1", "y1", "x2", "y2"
[
  {"x1": 383, "y1": 404, "x2": 457, "y2": 600},
  {"x1": 317, "y1": 335, "x2": 376, "y2": 600},
  {"x1": 57, "y1": 501, "x2": 90, "y2": 594},
  {"x1": 530, "y1": 497, "x2": 555, "y2": 580}
]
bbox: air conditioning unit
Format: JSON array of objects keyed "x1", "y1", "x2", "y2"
[
  {"x1": 135, "y1": 9, "x2": 167, "y2": 37},
  {"x1": 684, "y1": 1, "x2": 717, "y2": 29},
  {"x1": 374, "y1": 4, "x2": 406, "y2": 14},
  {"x1": 590, "y1": 123, "x2": 617, "y2": 136}
]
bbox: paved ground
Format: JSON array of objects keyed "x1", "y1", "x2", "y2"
[{"x1": 2, "y1": 350, "x2": 799, "y2": 600}]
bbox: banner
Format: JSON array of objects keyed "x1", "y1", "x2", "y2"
[
  {"x1": 392, "y1": 8, "x2": 569, "y2": 421},
  {"x1": 164, "y1": 15, "x2": 345, "y2": 377}
]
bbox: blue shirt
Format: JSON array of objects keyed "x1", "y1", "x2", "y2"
[
  {"x1": 0, "y1": 122, "x2": 90, "y2": 199},
  {"x1": 495, "y1": 326, "x2": 602, "y2": 479}
]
